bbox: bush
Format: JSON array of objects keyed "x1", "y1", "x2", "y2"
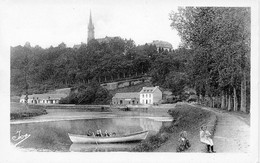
[
  {"x1": 59, "y1": 82, "x2": 112, "y2": 105},
  {"x1": 10, "y1": 103, "x2": 47, "y2": 120}
]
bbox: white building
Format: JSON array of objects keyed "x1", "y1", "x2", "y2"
[
  {"x1": 139, "y1": 86, "x2": 162, "y2": 105},
  {"x1": 20, "y1": 93, "x2": 67, "y2": 104}
]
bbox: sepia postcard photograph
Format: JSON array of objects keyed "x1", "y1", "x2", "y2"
[{"x1": 0, "y1": 0, "x2": 259, "y2": 162}]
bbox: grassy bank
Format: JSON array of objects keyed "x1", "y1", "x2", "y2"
[
  {"x1": 132, "y1": 104, "x2": 217, "y2": 152},
  {"x1": 10, "y1": 102, "x2": 47, "y2": 120},
  {"x1": 43, "y1": 105, "x2": 111, "y2": 112}
]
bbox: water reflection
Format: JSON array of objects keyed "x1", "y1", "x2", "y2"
[{"x1": 10, "y1": 118, "x2": 168, "y2": 152}]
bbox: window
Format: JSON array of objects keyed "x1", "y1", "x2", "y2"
[
  {"x1": 142, "y1": 94, "x2": 144, "y2": 98},
  {"x1": 120, "y1": 100, "x2": 123, "y2": 104},
  {"x1": 149, "y1": 94, "x2": 151, "y2": 98},
  {"x1": 149, "y1": 99, "x2": 151, "y2": 104}
]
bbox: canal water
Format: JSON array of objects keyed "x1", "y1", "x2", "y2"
[{"x1": 10, "y1": 117, "x2": 171, "y2": 152}]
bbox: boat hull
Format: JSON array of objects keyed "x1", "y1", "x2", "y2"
[{"x1": 68, "y1": 130, "x2": 148, "y2": 144}]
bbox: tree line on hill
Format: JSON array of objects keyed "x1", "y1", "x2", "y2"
[
  {"x1": 11, "y1": 7, "x2": 250, "y2": 112},
  {"x1": 11, "y1": 37, "x2": 187, "y2": 104}
]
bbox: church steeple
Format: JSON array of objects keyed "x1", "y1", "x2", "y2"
[{"x1": 88, "y1": 11, "x2": 95, "y2": 42}]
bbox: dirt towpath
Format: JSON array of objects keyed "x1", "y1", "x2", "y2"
[
  {"x1": 156, "y1": 104, "x2": 250, "y2": 153},
  {"x1": 200, "y1": 106, "x2": 250, "y2": 153}
]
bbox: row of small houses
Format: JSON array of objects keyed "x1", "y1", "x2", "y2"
[
  {"x1": 19, "y1": 86, "x2": 163, "y2": 106},
  {"x1": 20, "y1": 94, "x2": 67, "y2": 104}
]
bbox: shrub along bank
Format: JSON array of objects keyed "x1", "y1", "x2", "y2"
[
  {"x1": 59, "y1": 82, "x2": 112, "y2": 105},
  {"x1": 10, "y1": 102, "x2": 47, "y2": 120},
  {"x1": 132, "y1": 104, "x2": 217, "y2": 152}
]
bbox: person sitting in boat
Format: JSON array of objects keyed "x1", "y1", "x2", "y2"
[
  {"x1": 96, "y1": 129, "x2": 102, "y2": 137},
  {"x1": 87, "y1": 130, "x2": 93, "y2": 136},
  {"x1": 104, "y1": 130, "x2": 110, "y2": 137},
  {"x1": 111, "y1": 132, "x2": 116, "y2": 137},
  {"x1": 103, "y1": 130, "x2": 110, "y2": 137}
]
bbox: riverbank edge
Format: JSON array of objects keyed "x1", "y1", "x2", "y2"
[
  {"x1": 10, "y1": 102, "x2": 114, "y2": 120},
  {"x1": 131, "y1": 103, "x2": 217, "y2": 152},
  {"x1": 10, "y1": 107, "x2": 48, "y2": 120},
  {"x1": 10, "y1": 103, "x2": 47, "y2": 120}
]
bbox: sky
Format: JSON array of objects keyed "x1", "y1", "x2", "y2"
[{"x1": 1, "y1": 0, "x2": 181, "y2": 49}]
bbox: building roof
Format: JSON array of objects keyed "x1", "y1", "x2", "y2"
[
  {"x1": 20, "y1": 94, "x2": 67, "y2": 100},
  {"x1": 73, "y1": 42, "x2": 87, "y2": 49},
  {"x1": 96, "y1": 36, "x2": 122, "y2": 43},
  {"x1": 140, "y1": 86, "x2": 160, "y2": 93},
  {"x1": 148, "y1": 40, "x2": 173, "y2": 49},
  {"x1": 113, "y1": 92, "x2": 139, "y2": 99},
  {"x1": 73, "y1": 44, "x2": 81, "y2": 49}
]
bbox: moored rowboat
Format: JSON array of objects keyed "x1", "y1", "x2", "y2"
[{"x1": 68, "y1": 130, "x2": 149, "y2": 144}]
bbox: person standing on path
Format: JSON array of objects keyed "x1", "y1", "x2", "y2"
[{"x1": 200, "y1": 125, "x2": 216, "y2": 153}]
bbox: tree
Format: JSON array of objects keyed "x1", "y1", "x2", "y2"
[
  {"x1": 60, "y1": 81, "x2": 112, "y2": 105},
  {"x1": 165, "y1": 72, "x2": 188, "y2": 96},
  {"x1": 169, "y1": 7, "x2": 250, "y2": 112}
]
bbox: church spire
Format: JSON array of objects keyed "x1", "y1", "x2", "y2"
[{"x1": 88, "y1": 10, "x2": 95, "y2": 42}]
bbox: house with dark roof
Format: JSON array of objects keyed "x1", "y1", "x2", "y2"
[
  {"x1": 148, "y1": 40, "x2": 173, "y2": 52},
  {"x1": 20, "y1": 93, "x2": 67, "y2": 104},
  {"x1": 73, "y1": 42, "x2": 86, "y2": 49},
  {"x1": 96, "y1": 36, "x2": 121, "y2": 43},
  {"x1": 139, "y1": 86, "x2": 162, "y2": 105},
  {"x1": 112, "y1": 92, "x2": 140, "y2": 105}
]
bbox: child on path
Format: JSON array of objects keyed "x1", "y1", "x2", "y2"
[
  {"x1": 200, "y1": 125, "x2": 216, "y2": 153},
  {"x1": 176, "y1": 131, "x2": 191, "y2": 152}
]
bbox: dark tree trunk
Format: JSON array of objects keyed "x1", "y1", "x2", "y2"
[
  {"x1": 240, "y1": 73, "x2": 247, "y2": 112},
  {"x1": 202, "y1": 95, "x2": 205, "y2": 105},
  {"x1": 227, "y1": 92, "x2": 232, "y2": 111},
  {"x1": 225, "y1": 93, "x2": 228, "y2": 108},
  {"x1": 221, "y1": 91, "x2": 225, "y2": 109},
  {"x1": 212, "y1": 97, "x2": 215, "y2": 108},
  {"x1": 233, "y1": 87, "x2": 238, "y2": 111},
  {"x1": 197, "y1": 94, "x2": 200, "y2": 104}
]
